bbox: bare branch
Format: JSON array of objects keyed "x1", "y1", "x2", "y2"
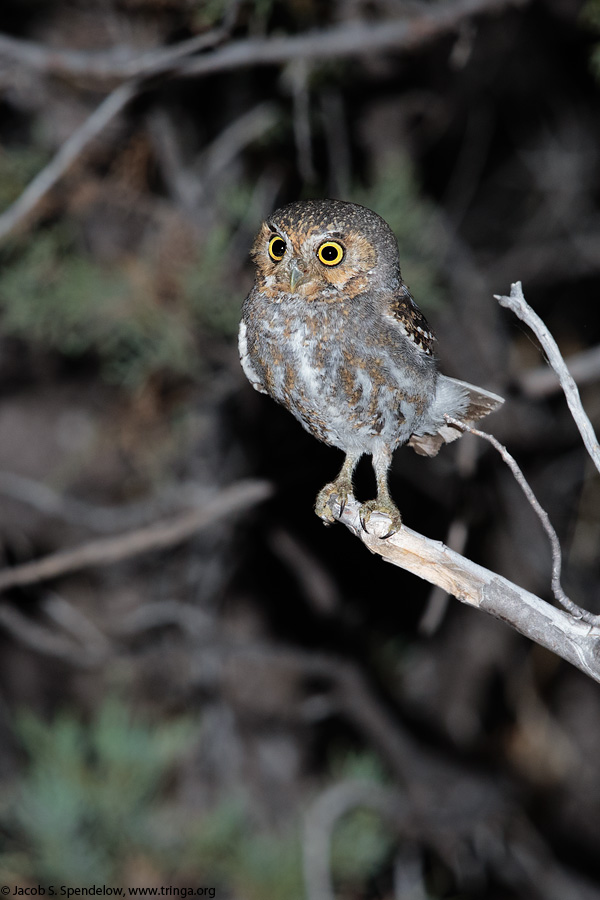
[
  {"x1": 0, "y1": 33, "x2": 213, "y2": 83},
  {"x1": 0, "y1": 79, "x2": 138, "y2": 242},
  {"x1": 0, "y1": 0, "x2": 525, "y2": 242},
  {"x1": 42, "y1": 591, "x2": 111, "y2": 653},
  {"x1": 199, "y1": 102, "x2": 279, "y2": 183},
  {"x1": 418, "y1": 518, "x2": 468, "y2": 635},
  {"x1": 285, "y1": 59, "x2": 316, "y2": 184},
  {"x1": 0, "y1": 479, "x2": 272, "y2": 593},
  {"x1": 0, "y1": 599, "x2": 107, "y2": 667},
  {"x1": 0, "y1": 0, "x2": 525, "y2": 85},
  {"x1": 0, "y1": 469, "x2": 218, "y2": 533},
  {"x1": 331, "y1": 496, "x2": 600, "y2": 683},
  {"x1": 268, "y1": 527, "x2": 341, "y2": 615},
  {"x1": 0, "y1": 5, "x2": 239, "y2": 82},
  {"x1": 175, "y1": 0, "x2": 527, "y2": 80},
  {"x1": 495, "y1": 281, "x2": 600, "y2": 475}
]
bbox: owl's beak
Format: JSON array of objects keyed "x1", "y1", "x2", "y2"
[{"x1": 289, "y1": 261, "x2": 308, "y2": 292}]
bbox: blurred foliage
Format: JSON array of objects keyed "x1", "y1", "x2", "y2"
[
  {"x1": 0, "y1": 227, "x2": 192, "y2": 387},
  {"x1": 0, "y1": 701, "x2": 399, "y2": 900},
  {"x1": 190, "y1": 0, "x2": 230, "y2": 30},
  {"x1": 353, "y1": 158, "x2": 444, "y2": 310},
  {"x1": 184, "y1": 751, "x2": 398, "y2": 900},
  {"x1": 232, "y1": 831, "x2": 302, "y2": 900},
  {"x1": 328, "y1": 752, "x2": 397, "y2": 888},
  {"x1": 330, "y1": 748, "x2": 388, "y2": 783},
  {"x1": 0, "y1": 221, "x2": 239, "y2": 388},
  {"x1": 0, "y1": 146, "x2": 50, "y2": 210},
  {"x1": 331, "y1": 807, "x2": 396, "y2": 887},
  {"x1": 181, "y1": 225, "x2": 245, "y2": 338},
  {"x1": 0, "y1": 700, "x2": 195, "y2": 884},
  {"x1": 582, "y1": 0, "x2": 600, "y2": 77}
]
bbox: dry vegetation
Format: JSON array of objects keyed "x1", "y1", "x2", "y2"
[{"x1": 0, "y1": 0, "x2": 600, "y2": 898}]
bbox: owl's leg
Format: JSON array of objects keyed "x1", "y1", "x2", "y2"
[
  {"x1": 359, "y1": 446, "x2": 402, "y2": 538},
  {"x1": 315, "y1": 452, "x2": 360, "y2": 525}
]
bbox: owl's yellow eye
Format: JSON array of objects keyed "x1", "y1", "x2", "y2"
[
  {"x1": 317, "y1": 241, "x2": 344, "y2": 266},
  {"x1": 268, "y1": 236, "x2": 287, "y2": 262}
]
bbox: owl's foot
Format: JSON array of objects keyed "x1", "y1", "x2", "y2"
[
  {"x1": 315, "y1": 454, "x2": 360, "y2": 526},
  {"x1": 359, "y1": 498, "x2": 402, "y2": 539},
  {"x1": 315, "y1": 480, "x2": 354, "y2": 526}
]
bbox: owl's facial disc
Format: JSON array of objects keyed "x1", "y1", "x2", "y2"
[{"x1": 255, "y1": 212, "x2": 380, "y2": 300}]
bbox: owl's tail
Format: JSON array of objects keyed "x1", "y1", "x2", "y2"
[{"x1": 408, "y1": 375, "x2": 504, "y2": 457}]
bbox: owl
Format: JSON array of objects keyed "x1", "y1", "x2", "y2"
[{"x1": 239, "y1": 199, "x2": 503, "y2": 536}]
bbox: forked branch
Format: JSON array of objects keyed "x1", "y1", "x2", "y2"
[{"x1": 495, "y1": 281, "x2": 600, "y2": 475}]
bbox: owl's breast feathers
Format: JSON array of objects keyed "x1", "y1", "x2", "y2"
[{"x1": 240, "y1": 285, "x2": 438, "y2": 453}]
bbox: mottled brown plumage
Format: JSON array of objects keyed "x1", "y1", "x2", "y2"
[{"x1": 239, "y1": 199, "x2": 503, "y2": 534}]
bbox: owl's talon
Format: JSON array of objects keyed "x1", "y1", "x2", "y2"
[
  {"x1": 315, "y1": 481, "x2": 353, "y2": 525},
  {"x1": 359, "y1": 499, "x2": 402, "y2": 539}
]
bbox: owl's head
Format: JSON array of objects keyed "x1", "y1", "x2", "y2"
[{"x1": 250, "y1": 199, "x2": 401, "y2": 300}]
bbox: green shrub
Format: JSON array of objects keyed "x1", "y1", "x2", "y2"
[
  {"x1": 1, "y1": 700, "x2": 194, "y2": 884},
  {"x1": 582, "y1": 0, "x2": 600, "y2": 77}
]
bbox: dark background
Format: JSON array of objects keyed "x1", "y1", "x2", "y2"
[{"x1": 0, "y1": 0, "x2": 599, "y2": 897}]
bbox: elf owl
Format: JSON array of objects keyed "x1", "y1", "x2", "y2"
[{"x1": 239, "y1": 199, "x2": 503, "y2": 536}]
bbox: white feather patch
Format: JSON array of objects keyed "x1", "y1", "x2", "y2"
[{"x1": 238, "y1": 320, "x2": 267, "y2": 394}]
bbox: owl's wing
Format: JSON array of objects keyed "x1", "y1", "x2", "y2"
[
  {"x1": 408, "y1": 376, "x2": 505, "y2": 457},
  {"x1": 390, "y1": 284, "x2": 436, "y2": 356}
]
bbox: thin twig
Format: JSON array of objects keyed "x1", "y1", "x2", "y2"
[
  {"x1": 43, "y1": 591, "x2": 111, "y2": 653},
  {"x1": 0, "y1": 479, "x2": 272, "y2": 592},
  {"x1": 495, "y1": 281, "x2": 600, "y2": 475},
  {"x1": 115, "y1": 600, "x2": 213, "y2": 639},
  {"x1": 444, "y1": 414, "x2": 598, "y2": 623},
  {"x1": 268, "y1": 527, "x2": 341, "y2": 615},
  {"x1": 286, "y1": 59, "x2": 316, "y2": 184},
  {"x1": 200, "y1": 101, "x2": 279, "y2": 182},
  {"x1": 0, "y1": 469, "x2": 217, "y2": 533},
  {"x1": 176, "y1": 0, "x2": 526, "y2": 80},
  {"x1": 0, "y1": 601, "x2": 106, "y2": 667},
  {"x1": 0, "y1": 79, "x2": 138, "y2": 242},
  {"x1": 0, "y1": 3, "x2": 239, "y2": 82}
]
